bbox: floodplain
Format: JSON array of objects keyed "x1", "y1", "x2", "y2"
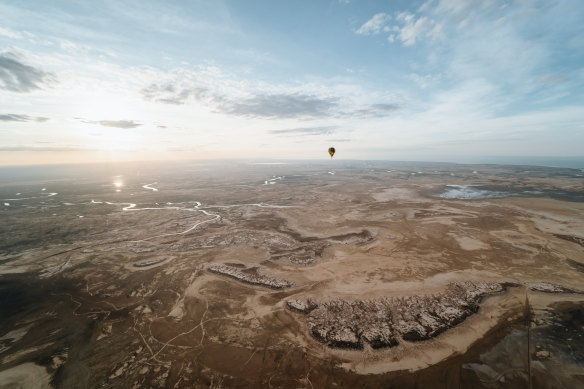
[{"x1": 1, "y1": 160, "x2": 583, "y2": 388}]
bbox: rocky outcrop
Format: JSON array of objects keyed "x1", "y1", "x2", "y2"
[
  {"x1": 288, "y1": 282, "x2": 506, "y2": 349},
  {"x1": 133, "y1": 258, "x2": 167, "y2": 268},
  {"x1": 270, "y1": 241, "x2": 329, "y2": 266},
  {"x1": 327, "y1": 229, "x2": 375, "y2": 245},
  {"x1": 394, "y1": 282, "x2": 504, "y2": 341},
  {"x1": 287, "y1": 298, "x2": 318, "y2": 314},
  {"x1": 208, "y1": 264, "x2": 294, "y2": 289},
  {"x1": 526, "y1": 282, "x2": 582, "y2": 294},
  {"x1": 308, "y1": 299, "x2": 396, "y2": 349},
  {"x1": 553, "y1": 234, "x2": 584, "y2": 248},
  {"x1": 270, "y1": 229, "x2": 375, "y2": 265}
]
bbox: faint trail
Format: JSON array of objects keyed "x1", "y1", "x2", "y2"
[
  {"x1": 173, "y1": 362, "x2": 185, "y2": 388},
  {"x1": 133, "y1": 318, "x2": 154, "y2": 357},
  {"x1": 53, "y1": 292, "x2": 111, "y2": 319},
  {"x1": 148, "y1": 320, "x2": 194, "y2": 351},
  {"x1": 306, "y1": 372, "x2": 314, "y2": 389},
  {"x1": 149, "y1": 317, "x2": 241, "y2": 360},
  {"x1": 35, "y1": 246, "x2": 85, "y2": 262},
  {"x1": 198, "y1": 298, "x2": 210, "y2": 347},
  {"x1": 242, "y1": 349, "x2": 257, "y2": 367}
]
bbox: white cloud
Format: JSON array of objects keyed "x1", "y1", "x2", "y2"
[
  {"x1": 435, "y1": 0, "x2": 480, "y2": 15},
  {"x1": 456, "y1": 18, "x2": 469, "y2": 30},
  {"x1": 358, "y1": 10, "x2": 443, "y2": 46},
  {"x1": 394, "y1": 12, "x2": 442, "y2": 46},
  {"x1": 355, "y1": 13, "x2": 391, "y2": 36},
  {"x1": 428, "y1": 21, "x2": 444, "y2": 40},
  {"x1": 418, "y1": 0, "x2": 435, "y2": 13},
  {"x1": 0, "y1": 26, "x2": 22, "y2": 39},
  {"x1": 409, "y1": 73, "x2": 441, "y2": 89}
]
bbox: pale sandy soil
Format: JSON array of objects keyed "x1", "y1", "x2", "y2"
[{"x1": 0, "y1": 363, "x2": 51, "y2": 389}]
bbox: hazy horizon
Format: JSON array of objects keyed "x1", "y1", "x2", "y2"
[{"x1": 1, "y1": 155, "x2": 584, "y2": 171}]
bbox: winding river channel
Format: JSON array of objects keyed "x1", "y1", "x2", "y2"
[{"x1": 89, "y1": 199, "x2": 294, "y2": 242}]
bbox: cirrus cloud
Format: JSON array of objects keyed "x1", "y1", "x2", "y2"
[
  {"x1": 356, "y1": 13, "x2": 391, "y2": 36},
  {"x1": 269, "y1": 126, "x2": 338, "y2": 136}
]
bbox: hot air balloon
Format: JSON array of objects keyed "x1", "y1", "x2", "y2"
[{"x1": 328, "y1": 147, "x2": 335, "y2": 158}]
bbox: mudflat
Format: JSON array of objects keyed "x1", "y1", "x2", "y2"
[{"x1": 1, "y1": 160, "x2": 583, "y2": 388}]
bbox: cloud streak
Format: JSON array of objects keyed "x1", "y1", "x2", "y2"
[
  {"x1": 339, "y1": 103, "x2": 399, "y2": 118},
  {"x1": 141, "y1": 82, "x2": 208, "y2": 105},
  {"x1": 0, "y1": 52, "x2": 56, "y2": 92},
  {"x1": 269, "y1": 126, "x2": 338, "y2": 136},
  {"x1": 356, "y1": 13, "x2": 391, "y2": 35},
  {"x1": 0, "y1": 145, "x2": 91, "y2": 152},
  {"x1": 0, "y1": 27, "x2": 23, "y2": 39},
  {"x1": 79, "y1": 119, "x2": 143, "y2": 129},
  {"x1": 218, "y1": 94, "x2": 339, "y2": 119},
  {"x1": 141, "y1": 78, "x2": 398, "y2": 120},
  {"x1": 0, "y1": 114, "x2": 49, "y2": 122},
  {"x1": 142, "y1": 79, "x2": 341, "y2": 119}
]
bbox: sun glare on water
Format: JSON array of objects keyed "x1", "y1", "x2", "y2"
[{"x1": 114, "y1": 181, "x2": 123, "y2": 192}]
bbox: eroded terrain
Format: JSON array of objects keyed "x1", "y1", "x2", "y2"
[{"x1": 1, "y1": 160, "x2": 584, "y2": 388}]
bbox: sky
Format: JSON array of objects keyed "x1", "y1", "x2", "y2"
[{"x1": 1, "y1": 0, "x2": 584, "y2": 165}]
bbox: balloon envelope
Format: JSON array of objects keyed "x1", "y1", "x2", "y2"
[{"x1": 328, "y1": 147, "x2": 335, "y2": 158}]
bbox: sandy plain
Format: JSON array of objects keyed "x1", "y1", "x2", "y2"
[{"x1": 0, "y1": 160, "x2": 583, "y2": 388}]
